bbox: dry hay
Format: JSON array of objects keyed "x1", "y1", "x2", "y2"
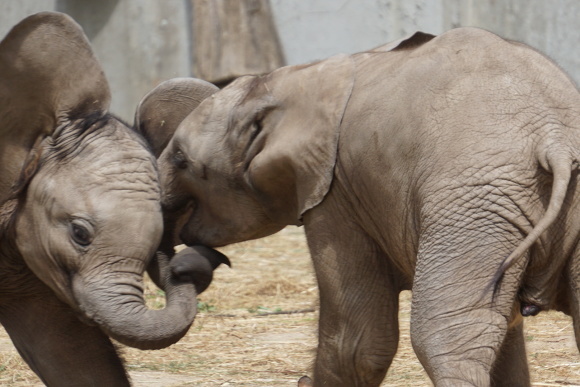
[{"x1": 1, "y1": 226, "x2": 580, "y2": 386}]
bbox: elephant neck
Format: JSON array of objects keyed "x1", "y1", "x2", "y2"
[
  {"x1": 0, "y1": 198, "x2": 28, "y2": 268},
  {"x1": 0, "y1": 198, "x2": 18, "y2": 242},
  {"x1": 0, "y1": 198, "x2": 38, "y2": 301}
]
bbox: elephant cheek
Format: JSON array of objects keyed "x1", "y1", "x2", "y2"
[
  {"x1": 15, "y1": 221, "x2": 78, "y2": 308},
  {"x1": 30, "y1": 264, "x2": 78, "y2": 309}
]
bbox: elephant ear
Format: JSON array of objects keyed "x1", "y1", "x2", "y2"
[
  {"x1": 240, "y1": 54, "x2": 355, "y2": 224},
  {"x1": 0, "y1": 12, "x2": 110, "y2": 203},
  {"x1": 371, "y1": 31, "x2": 435, "y2": 52},
  {"x1": 135, "y1": 78, "x2": 219, "y2": 157}
]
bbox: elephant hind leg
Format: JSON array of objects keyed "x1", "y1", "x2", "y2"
[
  {"x1": 490, "y1": 320, "x2": 530, "y2": 387},
  {"x1": 565, "y1": 248, "x2": 580, "y2": 353},
  {"x1": 411, "y1": 225, "x2": 527, "y2": 386}
]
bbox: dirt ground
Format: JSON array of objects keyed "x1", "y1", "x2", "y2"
[{"x1": 1, "y1": 226, "x2": 580, "y2": 386}]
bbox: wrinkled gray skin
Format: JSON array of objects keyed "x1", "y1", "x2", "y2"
[
  {"x1": 0, "y1": 13, "x2": 201, "y2": 386},
  {"x1": 142, "y1": 29, "x2": 580, "y2": 386}
]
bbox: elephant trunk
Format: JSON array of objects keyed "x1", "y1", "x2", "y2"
[{"x1": 72, "y1": 252, "x2": 197, "y2": 350}]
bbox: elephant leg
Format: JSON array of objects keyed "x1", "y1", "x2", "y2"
[
  {"x1": 411, "y1": 223, "x2": 525, "y2": 387},
  {"x1": 490, "y1": 319, "x2": 530, "y2": 387},
  {"x1": 305, "y1": 215, "x2": 404, "y2": 386},
  {"x1": 0, "y1": 280, "x2": 130, "y2": 387},
  {"x1": 566, "y1": 247, "x2": 580, "y2": 353}
]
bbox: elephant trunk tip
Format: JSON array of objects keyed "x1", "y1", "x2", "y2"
[{"x1": 170, "y1": 245, "x2": 230, "y2": 294}]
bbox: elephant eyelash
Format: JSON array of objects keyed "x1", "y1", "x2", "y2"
[
  {"x1": 241, "y1": 118, "x2": 264, "y2": 163},
  {"x1": 199, "y1": 163, "x2": 208, "y2": 180},
  {"x1": 249, "y1": 118, "x2": 263, "y2": 144},
  {"x1": 173, "y1": 150, "x2": 188, "y2": 170},
  {"x1": 174, "y1": 148, "x2": 208, "y2": 180}
]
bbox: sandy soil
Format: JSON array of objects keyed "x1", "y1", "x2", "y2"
[{"x1": 1, "y1": 226, "x2": 580, "y2": 386}]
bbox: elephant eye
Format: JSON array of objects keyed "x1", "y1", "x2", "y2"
[
  {"x1": 173, "y1": 150, "x2": 188, "y2": 170},
  {"x1": 251, "y1": 118, "x2": 263, "y2": 139},
  {"x1": 70, "y1": 221, "x2": 93, "y2": 246}
]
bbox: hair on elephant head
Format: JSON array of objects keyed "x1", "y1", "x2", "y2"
[
  {"x1": 137, "y1": 27, "x2": 580, "y2": 386},
  {"x1": 0, "y1": 12, "x2": 210, "y2": 386}
]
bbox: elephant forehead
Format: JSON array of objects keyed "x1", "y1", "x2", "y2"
[
  {"x1": 177, "y1": 109, "x2": 229, "y2": 160},
  {"x1": 50, "y1": 118, "x2": 160, "y2": 196},
  {"x1": 176, "y1": 78, "x2": 254, "y2": 145},
  {"x1": 83, "y1": 148, "x2": 159, "y2": 189},
  {"x1": 204, "y1": 79, "x2": 256, "y2": 125},
  {"x1": 184, "y1": 95, "x2": 232, "y2": 134}
]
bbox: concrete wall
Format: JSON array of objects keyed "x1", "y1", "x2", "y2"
[
  {"x1": 270, "y1": 0, "x2": 579, "y2": 83},
  {"x1": 1, "y1": 0, "x2": 578, "y2": 121}
]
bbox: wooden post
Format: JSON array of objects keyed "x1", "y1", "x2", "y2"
[{"x1": 191, "y1": 0, "x2": 285, "y2": 87}]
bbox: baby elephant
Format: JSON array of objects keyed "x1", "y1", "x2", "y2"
[
  {"x1": 139, "y1": 29, "x2": 579, "y2": 386},
  {"x1": 0, "y1": 12, "x2": 223, "y2": 386}
]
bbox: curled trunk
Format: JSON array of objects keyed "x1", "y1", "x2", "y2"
[{"x1": 73, "y1": 252, "x2": 197, "y2": 350}]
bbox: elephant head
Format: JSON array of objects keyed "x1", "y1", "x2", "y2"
[
  {"x1": 0, "y1": 12, "x2": 198, "y2": 350},
  {"x1": 136, "y1": 56, "x2": 354, "y2": 249}
]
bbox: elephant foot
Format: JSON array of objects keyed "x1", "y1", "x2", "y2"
[{"x1": 297, "y1": 375, "x2": 313, "y2": 387}]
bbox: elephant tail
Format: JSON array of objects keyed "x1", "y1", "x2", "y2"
[{"x1": 488, "y1": 150, "x2": 576, "y2": 299}]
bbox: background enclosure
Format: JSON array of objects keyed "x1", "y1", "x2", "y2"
[{"x1": 1, "y1": 0, "x2": 578, "y2": 121}]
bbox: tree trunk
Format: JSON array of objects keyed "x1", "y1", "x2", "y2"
[{"x1": 191, "y1": 0, "x2": 285, "y2": 87}]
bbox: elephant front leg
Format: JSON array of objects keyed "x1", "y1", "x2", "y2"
[
  {"x1": 565, "y1": 246, "x2": 580, "y2": 354},
  {"x1": 411, "y1": 225, "x2": 528, "y2": 387},
  {"x1": 306, "y1": 219, "x2": 404, "y2": 386},
  {"x1": 0, "y1": 280, "x2": 130, "y2": 387}
]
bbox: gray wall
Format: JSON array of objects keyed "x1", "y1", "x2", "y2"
[
  {"x1": 271, "y1": 0, "x2": 579, "y2": 82},
  {"x1": 1, "y1": 0, "x2": 578, "y2": 121}
]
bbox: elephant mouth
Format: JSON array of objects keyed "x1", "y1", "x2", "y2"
[
  {"x1": 74, "y1": 310, "x2": 98, "y2": 327},
  {"x1": 161, "y1": 189, "x2": 195, "y2": 214},
  {"x1": 67, "y1": 280, "x2": 101, "y2": 327},
  {"x1": 179, "y1": 229, "x2": 203, "y2": 247},
  {"x1": 47, "y1": 270, "x2": 99, "y2": 327},
  {"x1": 163, "y1": 203, "x2": 195, "y2": 247}
]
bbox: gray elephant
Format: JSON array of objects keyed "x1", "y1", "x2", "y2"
[
  {"x1": 138, "y1": 29, "x2": 580, "y2": 386},
  {"x1": 0, "y1": 12, "x2": 224, "y2": 386}
]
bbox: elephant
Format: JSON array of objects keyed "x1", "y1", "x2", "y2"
[
  {"x1": 137, "y1": 28, "x2": 580, "y2": 386},
  {"x1": 0, "y1": 12, "x2": 225, "y2": 386}
]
